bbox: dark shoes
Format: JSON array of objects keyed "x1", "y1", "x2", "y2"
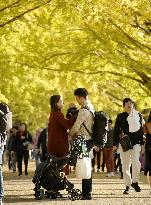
[
  {"x1": 81, "y1": 194, "x2": 92, "y2": 200},
  {"x1": 131, "y1": 182, "x2": 141, "y2": 192},
  {"x1": 123, "y1": 186, "x2": 130, "y2": 194},
  {"x1": 123, "y1": 183, "x2": 141, "y2": 194},
  {"x1": 25, "y1": 172, "x2": 28, "y2": 175}
]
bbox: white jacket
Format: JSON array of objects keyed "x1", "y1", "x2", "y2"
[{"x1": 69, "y1": 100, "x2": 94, "y2": 140}]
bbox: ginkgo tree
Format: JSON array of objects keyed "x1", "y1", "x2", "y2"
[{"x1": 0, "y1": 0, "x2": 150, "y2": 131}]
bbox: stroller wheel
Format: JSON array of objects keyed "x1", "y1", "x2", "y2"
[
  {"x1": 45, "y1": 191, "x2": 52, "y2": 199},
  {"x1": 34, "y1": 189, "x2": 45, "y2": 200},
  {"x1": 68, "y1": 189, "x2": 82, "y2": 201}
]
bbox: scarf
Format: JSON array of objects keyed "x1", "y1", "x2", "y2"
[{"x1": 127, "y1": 109, "x2": 141, "y2": 133}]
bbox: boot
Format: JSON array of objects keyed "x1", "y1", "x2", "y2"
[{"x1": 81, "y1": 178, "x2": 92, "y2": 199}]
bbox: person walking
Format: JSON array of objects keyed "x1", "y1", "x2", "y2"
[
  {"x1": 6, "y1": 126, "x2": 18, "y2": 172},
  {"x1": 69, "y1": 88, "x2": 94, "y2": 200},
  {"x1": 14, "y1": 123, "x2": 32, "y2": 176},
  {"x1": 36, "y1": 127, "x2": 48, "y2": 162},
  {"x1": 33, "y1": 128, "x2": 42, "y2": 167},
  {"x1": 113, "y1": 98, "x2": 144, "y2": 194},
  {"x1": 103, "y1": 119, "x2": 114, "y2": 177},
  {"x1": 92, "y1": 149, "x2": 101, "y2": 173}
]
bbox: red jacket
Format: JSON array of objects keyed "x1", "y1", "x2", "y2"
[{"x1": 48, "y1": 110, "x2": 74, "y2": 157}]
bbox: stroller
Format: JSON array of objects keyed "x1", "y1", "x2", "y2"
[{"x1": 32, "y1": 135, "x2": 88, "y2": 201}]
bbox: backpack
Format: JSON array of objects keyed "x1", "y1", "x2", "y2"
[
  {"x1": 0, "y1": 102, "x2": 8, "y2": 139},
  {"x1": 83, "y1": 109, "x2": 109, "y2": 147},
  {"x1": 92, "y1": 111, "x2": 109, "y2": 147}
]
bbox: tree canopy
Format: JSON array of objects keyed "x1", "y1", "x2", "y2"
[{"x1": 0, "y1": 0, "x2": 151, "y2": 131}]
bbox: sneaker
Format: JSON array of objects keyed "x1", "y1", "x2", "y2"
[
  {"x1": 123, "y1": 186, "x2": 130, "y2": 194},
  {"x1": 18, "y1": 173, "x2": 22, "y2": 176},
  {"x1": 10, "y1": 169, "x2": 16, "y2": 173},
  {"x1": 131, "y1": 182, "x2": 141, "y2": 192},
  {"x1": 106, "y1": 173, "x2": 111, "y2": 177},
  {"x1": 110, "y1": 172, "x2": 114, "y2": 177}
]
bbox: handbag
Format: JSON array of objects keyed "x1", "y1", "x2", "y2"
[
  {"x1": 120, "y1": 133, "x2": 133, "y2": 152},
  {"x1": 76, "y1": 157, "x2": 91, "y2": 179},
  {"x1": 27, "y1": 142, "x2": 34, "y2": 150}
]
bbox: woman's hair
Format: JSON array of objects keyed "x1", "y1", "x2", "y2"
[
  {"x1": 147, "y1": 111, "x2": 151, "y2": 123},
  {"x1": 50, "y1": 95, "x2": 61, "y2": 111},
  {"x1": 19, "y1": 123, "x2": 27, "y2": 136},
  {"x1": 20, "y1": 123, "x2": 27, "y2": 131}
]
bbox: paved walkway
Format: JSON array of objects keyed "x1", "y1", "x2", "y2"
[{"x1": 3, "y1": 172, "x2": 151, "y2": 205}]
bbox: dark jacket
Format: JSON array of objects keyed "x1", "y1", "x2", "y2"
[
  {"x1": 7, "y1": 134, "x2": 18, "y2": 152},
  {"x1": 14, "y1": 131, "x2": 32, "y2": 152},
  {"x1": 37, "y1": 127, "x2": 48, "y2": 160},
  {"x1": 113, "y1": 111, "x2": 144, "y2": 147},
  {"x1": 104, "y1": 128, "x2": 114, "y2": 148}
]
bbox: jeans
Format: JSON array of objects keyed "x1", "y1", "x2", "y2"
[
  {"x1": 92, "y1": 149, "x2": 101, "y2": 169},
  {"x1": 11, "y1": 152, "x2": 17, "y2": 171},
  {"x1": 17, "y1": 150, "x2": 29, "y2": 174},
  {"x1": 0, "y1": 165, "x2": 3, "y2": 199}
]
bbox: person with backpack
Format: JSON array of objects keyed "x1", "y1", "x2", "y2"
[
  {"x1": 143, "y1": 111, "x2": 151, "y2": 194},
  {"x1": 0, "y1": 102, "x2": 12, "y2": 205},
  {"x1": 113, "y1": 98, "x2": 144, "y2": 194},
  {"x1": 69, "y1": 88, "x2": 95, "y2": 200}
]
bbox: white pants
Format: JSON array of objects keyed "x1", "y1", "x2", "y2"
[{"x1": 119, "y1": 144, "x2": 141, "y2": 187}]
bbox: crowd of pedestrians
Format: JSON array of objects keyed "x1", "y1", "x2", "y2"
[{"x1": 0, "y1": 88, "x2": 151, "y2": 202}]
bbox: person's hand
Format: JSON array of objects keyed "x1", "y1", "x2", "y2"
[
  {"x1": 36, "y1": 149, "x2": 41, "y2": 154},
  {"x1": 94, "y1": 146, "x2": 100, "y2": 152},
  {"x1": 140, "y1": 145, "x2": 145, "y2": 155},
  {"x1": 21, "y1": 136, "x2": 25, "y2": 139},
  {"x1": 23, "y1": 141, "x2": 29, "y2": 146},
  {"x1": 113, "y1": 146, "x2": 117, "y2": 152}
]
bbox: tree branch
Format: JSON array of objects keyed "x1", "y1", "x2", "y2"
[
  {"x1": 0, "y1": 0, "x2": 52, "y2": 27},
  {"x1": 109, "y1": 19, "x2": 151, "y2": 51},
  {"x1": 0, "y1": 0, "x2": 21, "y2": 13},
  {"x1": 132, "y1": 15, "x2": 151, "y2": 35}
]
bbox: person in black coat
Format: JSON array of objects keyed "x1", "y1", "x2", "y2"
[
  {"x1": 36, "y1": 127, "x2": 48, "y2": 162},
  {"x1": 113, "y1": 98, "x2": 144, "y2": 195},
  {"x1": 14, "y1": 123, "x2": 32, "y2": 176},
  {"x1": 6, "y1": 126, "x2": 18, "y2": 172}
]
